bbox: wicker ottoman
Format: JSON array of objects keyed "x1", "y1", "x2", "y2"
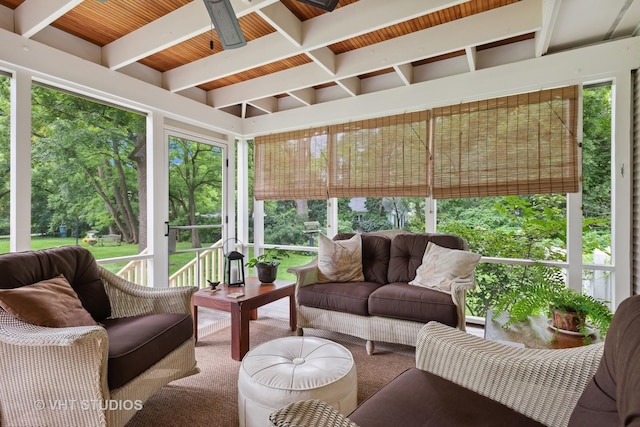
[{"x1": 238, "y1": 336, "x2": 358, "y2": 427}]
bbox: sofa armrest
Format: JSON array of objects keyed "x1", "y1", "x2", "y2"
[
  {"x1": 451, "y1": 277, "x2": 475, "y2": 330},
  {"x1": 99, "y1": 266, "x2": 196, "y2": 318},
  {"x1": 416, "y1": 321, "x2": 604, "y2": 427},
  {"x1": 0, "y1": 310, "x2": 109, "y2": 426},
  {"x1": 287, "y1": 258, "x2": 319, "y2": 288},
  {"x1": 269, "y1": 399, "x2": 360, "y2": 427}
]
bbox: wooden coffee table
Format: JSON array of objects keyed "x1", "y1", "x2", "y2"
[
  {"x1": 485, "y1": 310, "x2": 602, "y2": 349},
  {"x1": 191, "y1": 277, "x2": 296, "y2": 360}
]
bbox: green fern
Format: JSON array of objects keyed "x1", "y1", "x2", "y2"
[{"x1": 493, "y1": 264, "x2": 612, "y2": 339}]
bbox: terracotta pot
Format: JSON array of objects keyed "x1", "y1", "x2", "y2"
[{"x1": 551, "y1": 309, "x2": 586, "y2": 332}]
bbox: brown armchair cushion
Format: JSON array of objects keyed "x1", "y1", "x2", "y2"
[{"x1": 0, "y1": 274, "x2": 98, "y2": 327}]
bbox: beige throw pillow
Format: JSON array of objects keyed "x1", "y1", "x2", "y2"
[
  {"x1": 0, "y1": 274, "x2": 98, "y2": 328},
  {"x1": 317, "y1": 234, "x2": 365, "y2": 283},
  {"x1": 409, "y1": 242, "x2": 481, "y2": 294}
]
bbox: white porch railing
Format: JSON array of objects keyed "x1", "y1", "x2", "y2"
[
  {"x1": 169, "y1": 240, "x2": 225, "y2": 288},
  {"x1": 117, "y1": 248, "x2": 149, "y2": 285},
  {"x1": 115, "y1": 240, "x2": 225, "y2": 288}
]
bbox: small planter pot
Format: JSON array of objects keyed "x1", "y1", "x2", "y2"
[
  {"x1": 255, "y1": 263, "x2": 279, "y2": 284},
  {"x1": 551, "y1": 309, "x2": 586, "y2": 332}
]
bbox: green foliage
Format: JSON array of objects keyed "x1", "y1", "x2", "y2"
[
  {"x1": 439, "y1": 194, "x2": 569, "y2": 317},
  {"x1": 492, "y1": 266, "x2": 613, "y2": 338},
  {"x1": 246, "y1": 247, "x2": 290, "y2": 268}
]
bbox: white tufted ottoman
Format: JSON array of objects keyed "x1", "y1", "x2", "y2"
[{"x1": 238, "y1": 336, "x2": 358, "y2": 427}]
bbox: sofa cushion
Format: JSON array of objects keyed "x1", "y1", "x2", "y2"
[
  {"x1": 297, "y1": 282, "x2": 386, "y2": 316},
  {"x1": 0, "y1": 246, "x2": 111, "y2": 321},
  {"x1": 368, "y1": 283, "x2": 458, "y2": 327},
  {"x1": 568, "y1": 294, "x2": 640, "y2": 426},
  {"x1": 348, "y1": 368, "x2": 545, "y2": 427},
  {"x1": 102, "y1": 313, "x2": 193, "y2": 390},
  {"x1": 409, "y1": 242, "x2": 480, "y2": 293},
  {"x1": 317, "y1": 234, "x2": 365, "y2": 283},
  {"x1": 335, "y1": 233, "x2": 391, "y2": 284},
  {"x1": 387, "y1": 233, "x2": 467, "y2": 284},
  {"x1": 0, "y1": 274, "x2": 98, "y2": 328}
]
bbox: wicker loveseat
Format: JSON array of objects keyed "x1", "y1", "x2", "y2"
[
  {"x1": 288, "y1": 231, "x2": 477, "y2": 355},
  {"x1": 0, "y1": 246, "x2": 199, "y2": 427}
]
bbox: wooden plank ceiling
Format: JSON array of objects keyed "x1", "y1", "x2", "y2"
[{"x1": 0, "y1": 0, "x2": 534, "y2": 118}]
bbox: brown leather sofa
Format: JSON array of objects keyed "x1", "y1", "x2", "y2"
[
  {"x1": 0, "y1": 246, "x2": 199, "y2": 427},
  {"x1": 290, "y1": 231, "x2": 474, "y2": 355},
  {"x1": 271, "y1": 295, "x2": 640, "y2": 427}
]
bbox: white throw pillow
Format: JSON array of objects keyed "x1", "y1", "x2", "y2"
[
  {"x1": 409, "y1": 242, "x2": 481, "y2": 293},
  {"x1": 316, "y1": 234, "x2": 365, "y2": 283}
]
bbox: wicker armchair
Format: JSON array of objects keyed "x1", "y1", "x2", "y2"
[
  {"x1": 270, "y1": 321, "x2": 604, "y2": 427},
  {"x1": 0, "y1": 248, "x2": 199, "y2": 427}
]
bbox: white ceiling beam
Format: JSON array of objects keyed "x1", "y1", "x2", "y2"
[
  {"x1": 288, "y1": 88, "x2": 316, "y2": 106},
  {"x1": 301, "y1": 0, "x2": 469, "y2": 48},
  {"x1": 248, "y1": 97, "x2": 278, "y2": 114},
  {"x1": 102, "y1": 0, "x2": 279, "y2": 71},
  {"x1": 337, "y1": 77, "x2": 361, "y2": 97},
  {"x1": 163, "y1": 0, "x2": 468, "y2": 93},
  {"x1": 393, "y1": 63, "x2": 413, "y2": 86},
  {"x1": 14, "y1": 0, "x2": 82, "y2": 39},
  {"x1": 211, "y1": 0, "x2": 542, "y2": 107},
  {"x1": 535, "y1": 0, "x2": 562, "y2": 57},
  {"x1": 243, "y1": 36, "x2": 640, "y2": 136},
  {"x1": 336, "y1": 0, "x2": 540, "y2": 77},
  {"x1": 164, "y1": 32, "x2": 300, "y2": 92},
  {"x1": 306, "y1": 47, "x2": 336, "y2": 75},
  {"x1": 0, "y1": 27, "x2": 243, "y2": 134},
  {"x1": 210, "y1": 61, "x2": 328, "y2": 108},
  {"x1": 257, "y1": 1, "x2": 303, "y2": 47},
  {"x1": 465, "y1": 46, "x2": 477, "y2": 71}
]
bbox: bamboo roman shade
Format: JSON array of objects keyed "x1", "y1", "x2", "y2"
[
  {"x1": 254, "y1": 127, "x2": 329, "y2": 200},
  {"x1": 254, "y1": 86, "x2": 579, "y2": 201},
  {"x1": 328, "y1": 111, "x2": 429, "y2": 198},
  {"x1": 431, "y1": 86, "x2": 579, "y2": 199}
]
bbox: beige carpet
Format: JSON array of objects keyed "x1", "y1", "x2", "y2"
[{"x1": 126, "y1": 317, "x2": 415, "y2": 427}]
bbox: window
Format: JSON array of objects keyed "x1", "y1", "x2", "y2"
[{"x1": 30, "y1": 84, "x2": 146, "y2": 270}]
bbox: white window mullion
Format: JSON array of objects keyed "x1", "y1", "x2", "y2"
[
  {"x1": 612, "y1": 72, "x2": 633, "y2": 308},
  {"x1": 10, "y1": 71, "x2": 32, "y2": 252}
]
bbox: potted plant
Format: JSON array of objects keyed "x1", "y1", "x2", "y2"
[
  {"x1": 493, "y1": 265, "x2": 613, "y2": 342},
  {"x1": 246, "y1": 248, "x2": 290, "y2": 283}
]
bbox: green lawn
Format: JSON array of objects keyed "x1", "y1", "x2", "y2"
[{"x1": 0, "y1": 237, "x2": 315, "y2": 282}]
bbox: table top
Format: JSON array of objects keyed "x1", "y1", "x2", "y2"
[
  {"x1": 484, "y1": 310, "x2": 602, "y2": 349},
  {"x1": 193, "y1": 277, "x2": 293, "y2": 303}
]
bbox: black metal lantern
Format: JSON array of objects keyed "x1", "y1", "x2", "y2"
[{"x1": 224, "y1": 250, "x2": 245, "y2": 287}]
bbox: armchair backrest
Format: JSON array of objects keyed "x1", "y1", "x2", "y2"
[
  {"x1": 0, "y1": 246, "x2": 111, "y2": 321},
  {"x1": 569, "y1": 294, "x2": 640, "y2": 426}
]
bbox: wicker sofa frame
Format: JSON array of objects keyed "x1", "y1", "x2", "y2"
[
  {"x1": 289, "y1": 230, "x2": 473, "y2": 355},
  {"x1": 270, "y1": 321, "x2": 605, "y2": 427}
]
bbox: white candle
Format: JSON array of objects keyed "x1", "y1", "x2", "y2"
[{"x1": 230, "y1": 266, "x2": 238, "y2": 283}]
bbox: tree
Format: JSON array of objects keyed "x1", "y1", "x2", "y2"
[
  {"x1": 168, "y1": 137, "x2": 224, "y2": 248},
  {"x1": 30, "y1": 85, "x2": 146, "y2": 246}
]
